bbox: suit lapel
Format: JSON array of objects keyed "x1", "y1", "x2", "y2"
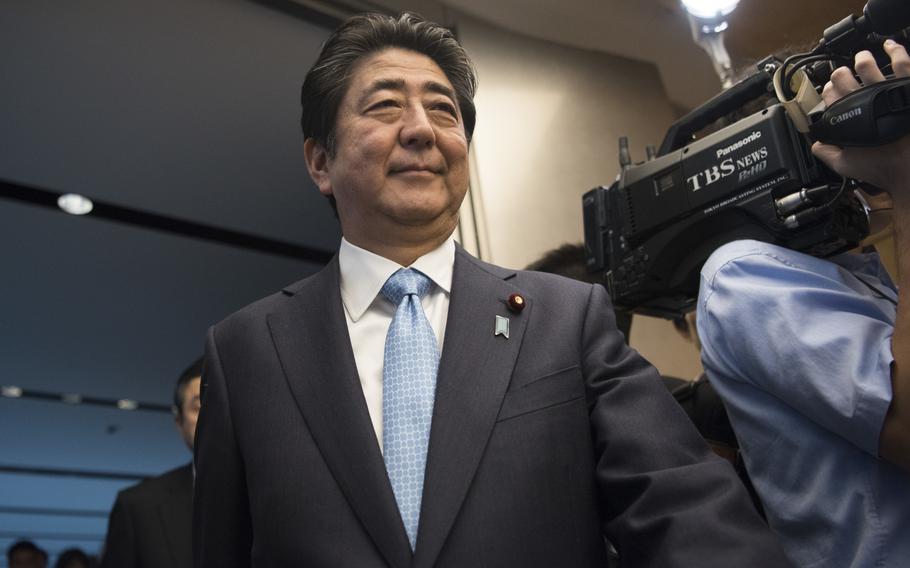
[
  {"x1": 413, "y1": 248, "x2": 531, "y2": 568},
  {"x1": 267, "y1": 257, "x2": 412, "y2": 568}
]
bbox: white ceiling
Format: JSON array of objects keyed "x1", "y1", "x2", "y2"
[
  {"x1": 377, "y1": 0, "x2": 866, "y2": 111},
  {"x1": 442, "y1": 0, "x2": 721, "y2": 110}
]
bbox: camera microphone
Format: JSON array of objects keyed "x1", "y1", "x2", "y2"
[
  {"x1": 863, "y1": 0, "x2": 910, "y2": 35},
  {"x1": 822, "y1": 0, "x2": 910, "y2": 54}
]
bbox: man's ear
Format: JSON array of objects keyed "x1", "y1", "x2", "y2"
[{"x1": 304, "y1": 138, "x2": 333, "y2": 197}]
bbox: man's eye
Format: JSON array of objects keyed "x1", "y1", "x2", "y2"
[
  {"x1": 433, "y1": 102, "x2": 457, "y2": 116},
  {"x1": 368, "y1": 99, "x2": 399, "y2": 111}
]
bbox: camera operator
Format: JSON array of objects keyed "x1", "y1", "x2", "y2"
[{"x1": 696, "y1": 39, "x2": 910, "y2": 568}]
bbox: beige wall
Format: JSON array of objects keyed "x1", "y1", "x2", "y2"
[
  {"x1": 458, "y1": 14, "x2": 674, "y2": 268},
  {"x1": 455, "y1": 14, "x2": 701, "y2": 378},
  {"x1": 630, "y1": 316, "x2": 703, "y2": 380}
]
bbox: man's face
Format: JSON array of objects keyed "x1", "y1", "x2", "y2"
[
  {"x1": 9, "y1": 550, "x2": 46, "y2": 568},
  {"x1": 175, "y1": 377, "x2": 201, "y2": 451},
  {"x1": 306, "y1": 48, "x2": 469, "y2": 250}
]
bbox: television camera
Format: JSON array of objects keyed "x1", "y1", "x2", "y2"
[{"x1": 583, "y1": 0, "x2": 910, "y2": 318}]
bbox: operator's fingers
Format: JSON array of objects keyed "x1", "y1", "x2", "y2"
[
  {"x1": 854, "y1": 49, "x2": 885, "y2": 85},
  {"x1": 822, "y1": 65, "x2": 861, "y2": 104},
  {"x1": 884, "y1": 39, "x2": 910, "y2": 77},
  {"x1": 811, "y1": 141, "x2": 844, "y2": 171}
]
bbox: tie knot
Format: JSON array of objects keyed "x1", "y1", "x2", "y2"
[{"x1": 381, "y1": 268, "x2": 433, "y2": 305}]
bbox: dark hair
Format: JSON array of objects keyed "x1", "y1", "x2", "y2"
[
  {"x1": 7, "y1": 540, "x2": 48, "y2": 564},
  {"x1": 525, "y1": 243, "x2": 633, "y2": 341},
  {"x1": 525, "y1": 243, "x2": 600, "y2": 284},
  {"x1": 300, "y1": 11, "x2": 477, "y2": 157},
  {"x1": 173, "y1": 357, "x2": 203, "y2": 416},
  {"x1": 54, "y1": 548, "x2": 90, "y2": 568}
]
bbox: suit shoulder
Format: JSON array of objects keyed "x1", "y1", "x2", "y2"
[
  {"x1": 213, "y1": 262, "x2": 334, "y2": 332},
  {"x1": 116, "y1": 464, "x2": 191, "y2": 503},
  {"x1": 115, "y1": 478, "x2": 157, "y2": 506},
  {"x1": 457, "y1": 249, "x2": 593, "y2": 293},
  {"x1": 516, "y1": 268, "x2": 594, "y2": 293},
  {"x1": 215, "y1": 289, "x2": 286, "y2": 329},
  {"x1": 156, "y1": 463, "x2": 193, "y2": 487},
  {"x1": 455, "y1": 248, "x2": 596, "y2": 306}
]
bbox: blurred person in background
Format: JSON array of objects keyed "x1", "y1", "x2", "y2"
[
  {"x1": 524, "y1": 242, "x2": 633, "y2": 339},
  {"x1": 7, "y1": 540, "x2": 47, "y2": 568},
  {"x1": 100, "y1": 358, "x2": 201, "y2": 568},
  {"x1": 53, "y1": 548, "x2": 91, "y2": 568}
]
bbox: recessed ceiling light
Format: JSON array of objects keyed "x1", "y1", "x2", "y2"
[
  {"x1": 681, "y1": 0, "x2": 739, "y2": 19},
  {"x1": 117, "y1": 399, "x2": 138, "y2": 410},
  {"x1": 2, "y1": 386, "x2": 23, "y2": 398},
  {"x1": 57, "y1": 193, "x2": 94, "y2": 215}
]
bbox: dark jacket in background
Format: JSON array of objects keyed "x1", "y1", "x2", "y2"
[{"x1": 102, "y1": 463, "x2": 192, "y2": 568}]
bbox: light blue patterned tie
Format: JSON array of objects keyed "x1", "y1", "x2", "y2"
[{"x1": 381, "y1": 268, "x2": 439, "y2": 550}]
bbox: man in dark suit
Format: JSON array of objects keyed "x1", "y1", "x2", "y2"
[
  {"x1": 101, "y1": 359, "x2": 201, "y2": 568},
  {"x1": 193, "y1": 12, "x2": 791, "y2": 567}
]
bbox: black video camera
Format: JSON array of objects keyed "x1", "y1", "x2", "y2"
[{"x1": 583, "y1": 0, "x2": 910, "y2": 319}]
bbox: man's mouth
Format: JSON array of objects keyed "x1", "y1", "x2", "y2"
[{"x1": 390, "y1": 164, "x2": 441, "y2": 174}]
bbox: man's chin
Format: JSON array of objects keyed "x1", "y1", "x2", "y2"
[
  {"x1": 383, "y1": 194, "x2": 463, "y2": 224},
  {"x1": 390, "y1": 207, "x2": 454, "y2": 227}
]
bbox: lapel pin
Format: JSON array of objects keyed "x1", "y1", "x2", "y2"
[
  {"x1": 494, "y1": 315, "x2": 510, "y2": 339},
  {"x1": 507, "y1": 293, "x2": 526, "y2": 313}
]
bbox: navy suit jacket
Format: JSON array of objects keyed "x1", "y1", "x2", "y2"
[
  {"x1": 193, "y1": 246, "x2": 790, "y2": 567},
  {"x1": 102, "y1": 463, "x2": 193, "y2": 568}
]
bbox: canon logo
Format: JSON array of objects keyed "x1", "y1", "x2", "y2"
[{"x1": 830, "y1": 107, "x2": 862, "y2": 125}]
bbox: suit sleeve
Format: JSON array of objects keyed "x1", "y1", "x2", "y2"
[
  {"x1": 100, "y1": 493, "x2": 137, "y2": 568},
  {"x1": 193, "y1": 326, "x2": 253, "y2": 568},
  {"x1": 581, "y1": 283, "x2": 792, "y2": 567}
]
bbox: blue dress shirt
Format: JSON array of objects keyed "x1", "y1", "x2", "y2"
[{"x1": 697, "y1": 239, "x2": 909, "y2": 568}]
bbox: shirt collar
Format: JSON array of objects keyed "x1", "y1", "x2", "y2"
[{"x1": 339, "y1": 236, "x2": 455, "y2": 322}]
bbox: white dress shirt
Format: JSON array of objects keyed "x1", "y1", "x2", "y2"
[{"x1": 338, "y1": 236, "x2": 454, "y2": 451}]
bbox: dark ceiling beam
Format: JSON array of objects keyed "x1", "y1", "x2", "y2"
[
  {"x1": 0, "y1": 530, "x2": 104, "y2": 542},
  {"x1": 0, "y1": 506, "x2": 109, "y2": 519},
  {"x1": 0, "y1": 464, "x2": 147, "y2": 482},
  {"x1": 0, "y1": 178, "x2": 333, "y2": 264},
  {"x1": 250, "y1": 0, "x2": 395, "y2": 29},
  {"x1": 2, "y1": 386, "x2": 171, "y2": 414},
  {"x1": 250, "y1": 0, "x2": 345, "y2": 28}
]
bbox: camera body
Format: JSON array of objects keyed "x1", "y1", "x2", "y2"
[
  {"x1": 583, "y1": 104, "x2": 868, "y2": 318},
  {"x1": 583, "y1": 1, "x2": 910, "y2": 318}
]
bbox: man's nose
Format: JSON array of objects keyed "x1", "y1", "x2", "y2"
[{"x1": 399, "y1": 105, "x2": 436, "y2": 149}]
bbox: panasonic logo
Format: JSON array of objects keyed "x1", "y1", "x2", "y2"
[
  {"x1": 716, "y1": 131, "x2": 762, "y2": 159},
  {"x1": 830, "y1": 107, "x2": 862, "y2": 125}
]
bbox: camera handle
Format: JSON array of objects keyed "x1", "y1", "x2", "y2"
[
  {"x1": 657, "y1": 71, "x2": 774, "y2": 156},
  {"x1": 809, "y1": 76, "x2": 910, "y2": 146}
]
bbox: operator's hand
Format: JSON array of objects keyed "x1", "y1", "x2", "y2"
[{"x1": 812, "y1": 40, "x2": 910, "y2": 204}]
